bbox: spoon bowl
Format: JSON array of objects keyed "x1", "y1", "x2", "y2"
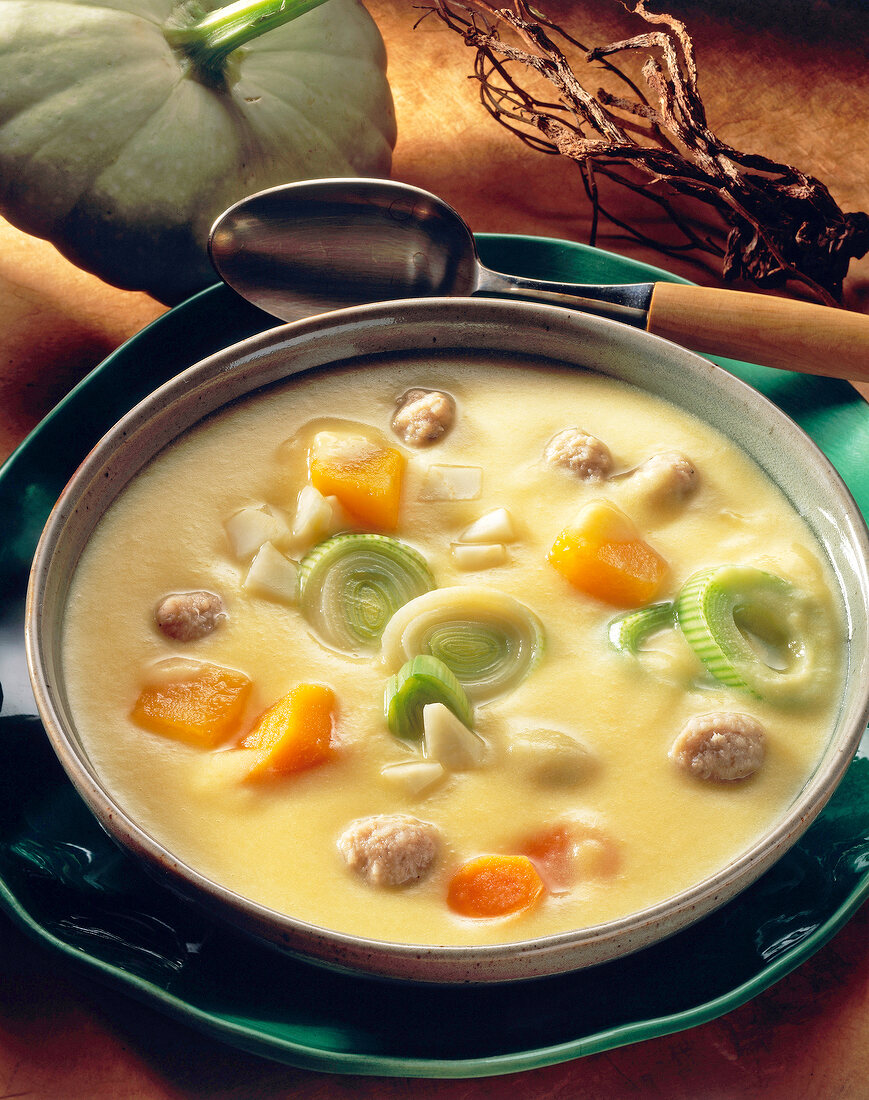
[{"x1": 210, "y1": 179, "x2": 481, "y2": 323}]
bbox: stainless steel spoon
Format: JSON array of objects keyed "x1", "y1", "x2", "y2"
[{"x1": 209, "y1": 178, "x2": 869, "y2": 383}]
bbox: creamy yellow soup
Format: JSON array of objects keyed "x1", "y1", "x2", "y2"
[{"x1": 61, "y1": 355, "x2": 843, "y2": 946}]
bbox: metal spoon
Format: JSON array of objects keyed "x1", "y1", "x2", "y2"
[{"x1": 209, "y1": 178, "x2": 869, "y2": 383}]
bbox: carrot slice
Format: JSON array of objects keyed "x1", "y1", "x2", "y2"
[
  {"x1": 309, "y1": 431, "x2": 404, "y2": 531},
  {"x1": 548, "y1": 499, "x2": 668, "y2": 607},
  {"x1": 243, "y1": 683, "x2": 336, "y2": 780},
  {"x1": 132, "y1": 660, "x2": 252, "y2": 748},
  {"x1": 447, "y1": 854, "x2": 545, "y2": 919}
]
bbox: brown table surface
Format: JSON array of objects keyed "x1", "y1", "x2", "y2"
[{"x1": 1, "y1": 2, "x2": 867, "y2": 1095}]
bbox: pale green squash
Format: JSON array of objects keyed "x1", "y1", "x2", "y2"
[{"x1": 0, "y1": 0, "x2": 396, "y2": 300}]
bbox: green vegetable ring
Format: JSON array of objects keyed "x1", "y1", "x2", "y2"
[
  {"x1": 675, "y1": 564, "x2": 832, "y2": 703},
  {"x1": 299, "y1": 533, "x2": 434, "y2": 654},
  {"x1": 608, "y1": 602, "x2": 677, "y2": 655},
  {"x1": 385, "y1": 656, "x2": 474, "y2": 742},
  {"x1": 379, "y1": 585, "x2": 545, "y2": 702}
]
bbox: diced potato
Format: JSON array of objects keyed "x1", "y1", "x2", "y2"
[
  {"x1": 131, "y1": 659, "x2": 252, "y2": 748},
  {"x1": 570, "y1": 824, "x2": 621, "y2": 880},
  {"x1": 224, "y1": 504, "x2": 291, "y2": 561},
  {"x1": 189, "y1": 748, "x2": 255, "y2": 794},
  {"x1": 309, "y1": 431, "x2": 404, "y2": 531},
  {"x1": 638, "y1": 627, "x2": 707, "y2": 685},
  {"x1": 380, "y1": 759, "x2": 446, "y2": 795},
  {"x1": 418, "y1": 465, "x2": 483, "y2": 502},
  {"x1": 291, "y1": 484, "x2": 349, "y2": 547},
  {"x1": 423, "y1": 702, "x2": 486, "y2": 770},
  {"x1": 460, "y1": 507, "x2": 516, "y2": 543},
  {"x1": 507, "y1": 728, "x2": 594, "y2": 788},
  {"x1": 243, "y1": 683, "x2": 336, "y2": 780},
  {"x1": 451, "y1": 542, "x2": 508, "y2": 571},
  {"x1": 243, "y1": 541, "x2": 299, "y2": 604},
  {"x1": 548, "y1": 499, "x2": 668, "y2": 606}
]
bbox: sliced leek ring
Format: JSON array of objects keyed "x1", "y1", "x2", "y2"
[
  {"x1": 608, "y1": 602, "x2": 676, "y2": 655},
  {"x1": 380, "y1": 585, "x2": 544, "y2": 702},
  {"x1": 675, "y1": 565, "x2": 834, "y2": 704},
  {"x1": 299, "y1": 533, "x2": 434, "y2": 654},
  {"x1": 385, "y1": 655, "x2": 474, "y2": 741}
]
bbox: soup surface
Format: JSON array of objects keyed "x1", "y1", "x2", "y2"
[{"x1": 61, "y1": 354, "x2": 843, "y2": 946}]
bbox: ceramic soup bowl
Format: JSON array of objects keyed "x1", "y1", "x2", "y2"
[{"x1": 25, "y1": 298, "x2": 869, "y2": 983}]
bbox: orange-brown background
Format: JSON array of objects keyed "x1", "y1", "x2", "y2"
[{"x1": 1, "y1": 1, "x2": 867, "y2": 1095}]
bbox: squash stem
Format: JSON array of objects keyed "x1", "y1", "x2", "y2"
[{"x1": 165, "y1": 0, "x2": 330, "y2": 81}]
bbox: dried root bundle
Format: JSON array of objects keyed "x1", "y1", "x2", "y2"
[{"x1": 431, "y1": 0, "x2": 868, "y2": 305}]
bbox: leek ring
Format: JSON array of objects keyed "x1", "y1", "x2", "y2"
[
  {"x1": 299, "y1": 533, "x2": 434, "y2": 654},
  {"x1": 380, "y1": 585, "x2": 544, "y2": 702}
]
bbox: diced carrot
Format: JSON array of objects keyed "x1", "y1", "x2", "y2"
[
  {"x1": 132, "y1": 660, "x2": 252, "y2": 748},
  {"x1": 243, "y1": 683, "x2": 336, "y2": 780},
  {"x1": 447, "y1": 854, "x2": 545, "y2": 919},
  {"x1": 520, "y1": 822, "x2": 621, "y2": 893},
  {"x1": 548, "y1": 499, "x2": 668, "y2": 607},
  {"x1": 309, "y1": 431, "x2": 404, "y2": 531}
]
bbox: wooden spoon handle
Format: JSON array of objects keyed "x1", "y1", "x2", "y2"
[{"x1": 647, "y1": 283, "x2": 869, "y2": 382}]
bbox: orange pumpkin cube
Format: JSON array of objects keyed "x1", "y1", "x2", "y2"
[
  {"x1": 308, "y1": 431, "x2": 404, "y2": 531},
  {"x1": 548, "y1": 500, "x2": 668, "y2": 607},
  {"x1": 132, "y1": 660, "x2": 252, "y2": 748},
  {"x1": 243, "y1": 683, "x2": 337, "y2": 780}
]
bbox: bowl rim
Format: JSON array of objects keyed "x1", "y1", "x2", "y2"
[{"x1": 24, "y1": 296, "x2": 869, "y2": 982}]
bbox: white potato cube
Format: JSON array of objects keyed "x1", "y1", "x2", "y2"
[
  {"x1": 419, "y1": 465, "x2": 483, "y2": 502},
  {"x1": 507, "y1": 728, "x2": 594, "y2": 788},
  {"x1": 310, "y1": 430, "x2": 379, "y2": 465},
  {"x1": 190, "y1": 748, "x2": 256, "y2": 794},
  {"x1": 243, "y1": 541, "x2": 299, "y2": 604},
  {"x1": 423, "y1": 703, "x2": 486, "y2": 770},
  {"x1": 460, "y1": 507, "x2": 516, "y2": 544},
  {"x1": 291, "y1": 485, "x2": 349, "y2": 546},
  {"x1": 451, "y1": 543, "x2": 508, "y2": 571},
  {"x1": 224, "y1": 504, "x2": 291, "y2": 561},
  {"x1": 380, "y1": 760, "x2": 445, "y2": 795}
]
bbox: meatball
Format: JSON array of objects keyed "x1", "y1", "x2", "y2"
[
  {"x1": 154, "y1": 591, "x2": 226, "y2": 642},
  {"x1": 544, "y1": 427, "x2": 612, "y2": 480},
  {"x1": 630, "y1": 451, "x2": 698, "y2": 500},
  {"x1": 392, "y1": 389, "x2": 456, "y2": 447},
  {"x1": 338, "y1": 813, "x2": 440, "y2": 887},
  {"x1": 670, "y1": 712, "x2": 766, "y2": 781}
]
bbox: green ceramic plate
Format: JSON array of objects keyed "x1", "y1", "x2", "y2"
[{"x1": 1, "y1": 237, "x2": 867, "y2": 1078}]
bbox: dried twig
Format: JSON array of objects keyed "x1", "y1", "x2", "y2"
[{"x1": 430, "y1": 0, "x2": 869, "y2": 304}]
